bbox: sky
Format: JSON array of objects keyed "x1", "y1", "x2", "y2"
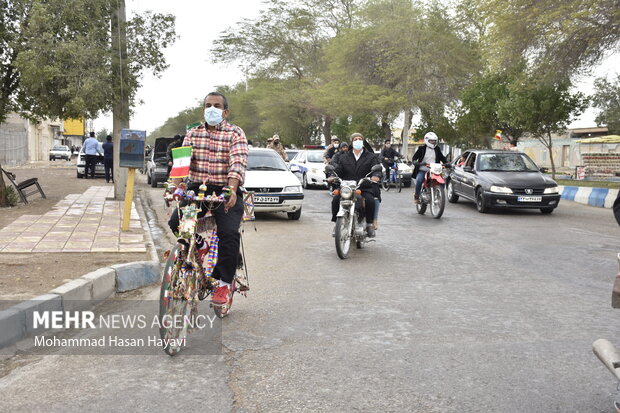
[{"x1": 94, "y1": 0, "x2": 619, "y2": 135}]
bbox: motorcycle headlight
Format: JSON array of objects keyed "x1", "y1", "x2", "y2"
[
  {"x1": 544, "y1": 186, "x2": 559, "y2": 194},
  {"x1": 340, "y1": 186, "x2": 353, "y2": 199},
  {"x1": 283, "y1": 185, "x2": 302, "y2": 193},
  {"x1": 490, "y1": 185, "x2": 513, "y2": 194}
]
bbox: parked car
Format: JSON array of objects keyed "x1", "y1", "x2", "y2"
[
  {"x1": 146, "y1": 137, "x2": 174, "y2": 187},
  {"x1": 289, "y1": 149, "x2": 328, "y2": 189},
  {"x1": 49, "y1": 145, "x2": 71, "y2": 161},
  {"x1": 76, "y1": 143, "x2": 104, "y2": 178},
  {"x1": 285, "y1": 149, "x2": 299, "y2": 164},
  {"x1": 244, "y1": 148, "x2": 304, "y2": 220},
  {"x1": 446, "y1": 150, "x2": 561, "y2": 213}
]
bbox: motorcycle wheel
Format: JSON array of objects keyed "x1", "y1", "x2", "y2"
[
  {"x1": 382, "y1": 177, "x2": 390, "y2": 191},
  {"x1": 415, "y1": 191, "x2": 427, "y2": 215},
  {"x1": 429, "y1": 183, "x2": 445, "y2": 219},
  {"x1": 335, "y1": 215, "x2": 351, "y2": 259}
]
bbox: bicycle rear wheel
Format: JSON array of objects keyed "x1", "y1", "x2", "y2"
[{"x1": 397, "y1": 173, "x2": 402, "y2": 193}]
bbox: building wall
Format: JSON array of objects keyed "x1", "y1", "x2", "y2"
[{"x1": 0, "y1": 113, "x2": 63, "y2": 165}]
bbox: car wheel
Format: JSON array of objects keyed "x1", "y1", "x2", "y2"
[
  {"x1": 447, "y1": 180, "x2": 459, "y2": 203},
  {"x1": 475, "y1": 188, "x2": 487, "y2": 213},
  {"x1": 302, "y1": 173, "x2": 308, "y2": 189},
  {"x1": 147, "y1": 173, "x2": 151, "y2": 184},
  {"x1": 151, "y1": 177, "x2": 158, "y2": 188},
  {"x1": 540, "y1": 207, "x2": 554, "y2": 214},
  {"x1": 77, "y1": 172, "x2": 83, "y2": 178},
  {"x1": 287, "y1": 208, "x2": 302, "y2": 220},
  {"x1": 403, "y1": 180, "x2": 411, "y2": 188}
]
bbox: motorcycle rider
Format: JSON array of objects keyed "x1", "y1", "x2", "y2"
[
  {"x1": 330, "y1": 142, "x2": 349, "y2": 166},
  {"x1": 380, "y1": 139, "x2": 402, "y2": 183},
  {"x1": 326, "y1": 133, "x2": 381, "y2": 238},
  {"x1": 412, "y1": 131, "x2": 448, "y2": 204}
]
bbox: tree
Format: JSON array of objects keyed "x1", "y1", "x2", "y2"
[
  {"x1": 591, "y1": 75, "x2": 620, "y2": 134},
  {"x1": 477, "y1": 0, "x2": 620, "y2": 79},
  {"x1": 0, "y1": 0, "x2": 176, "y2": 206},
  {"x1": 501, "y1": 76, "x2": 587, "y2": 179}
]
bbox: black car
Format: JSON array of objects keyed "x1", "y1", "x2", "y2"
[
  {"x1": 146, "y1": 137, "x2": 174, "y2": 187},
  {"x1": 447, "y1": 150, "x2": 561, "y2": 214}
]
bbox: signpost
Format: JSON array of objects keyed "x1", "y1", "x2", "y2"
[{"x1": 119, "y1": 129, "x2": 145, "y2": 231}]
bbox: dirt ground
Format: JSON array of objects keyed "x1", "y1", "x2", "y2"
[{"x1": 0, "y1": 160, "x2": 149, "y2": 300}]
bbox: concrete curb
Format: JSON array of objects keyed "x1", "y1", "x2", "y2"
[
  {"x1": 0, "y1": 260, "x2": 161, "y2": 349},
  {"x1": 559, "y1": 186, "x2": 619, "y2": 209}
]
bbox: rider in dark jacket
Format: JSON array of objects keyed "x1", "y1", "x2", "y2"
[
  {"x1": 327, "y1": 133, "x2": 381, "y2": 237},
  {"x1": 380, "y1": 139, "x2": 402, "y2": 181},
  {"x1": 411, "y1": 131, "x2": 448, "y2": 203}
]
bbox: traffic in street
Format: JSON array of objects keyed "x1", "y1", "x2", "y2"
[{"x1": 1, "y1": 179, "x2": 618, "y2": 412}]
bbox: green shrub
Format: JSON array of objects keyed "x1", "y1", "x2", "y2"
[{"x1": 5, "y1": 186, "x2": 19, "y2": 206}]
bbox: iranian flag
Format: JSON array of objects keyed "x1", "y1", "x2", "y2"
[{"x1": 169, "y1": 146, "x2": 192, "y2": 178}]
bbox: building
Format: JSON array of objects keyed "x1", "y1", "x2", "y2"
[{"x1": 0, "y1": 113, "x2": 64, "y2": 166}]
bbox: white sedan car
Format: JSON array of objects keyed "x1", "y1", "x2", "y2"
[
  {"x1": 243, "y1": 148, "x2": 304, "y2": 220},
  {"x1": 289, "y1": 149, "x2": 328, "y2": 189}
]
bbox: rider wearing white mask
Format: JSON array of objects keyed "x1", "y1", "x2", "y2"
[{"x1": 411, "y1": 132, "x2": 448, "y2": 203}]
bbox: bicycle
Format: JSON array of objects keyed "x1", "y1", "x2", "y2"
[
  {"x1": 158, "y1": 182, "x2": 254, "y2": 356},
  {"x1": 381, "y1": 158, "x2": 402, "y2": 193}
]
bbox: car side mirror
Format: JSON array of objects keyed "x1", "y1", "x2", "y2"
[
  {"x1": 540, "y1": 167, "x2": 548, "y2": 173},
  {"x1": 463, "y1": 166, "x2": 473, "y2": 173},
  {"x1": 289, "y1": 165, "x2": 300, "y2": 173}
]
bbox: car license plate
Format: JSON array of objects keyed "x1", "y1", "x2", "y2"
[
  {"x1": 517, "y1": 196, "x2": 542, "y2": 202},
  {"x1": 254, "y1": 196, "x2": 279, "y2": 204}
]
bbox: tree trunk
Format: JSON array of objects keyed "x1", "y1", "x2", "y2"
[
  {"x1": 0, "y1": 159, "x2": 8, "y2": 207},
  {"x1": 381, "y1": 113, "x2": 391, "y2": 144},
  {"x1": 322, "y1": 115, "x2": 332, "y2": 145},
  {"x1": 401, "y1": 109, "x2": 413, "y2": 161},
  {"x1": 547, "y1": 130, "x2": 556, "y2": 180},
  {"x1": 111, "y1": 0, "x2": 130, "y2": 200}
]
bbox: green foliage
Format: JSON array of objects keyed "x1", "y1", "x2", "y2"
[
  {"x1": 96, "y1": 128, "x2": 110, "y2": 141},
  {"x1": 331, "y1": 114, "x2": 383, "y2": 144},
  {"x1": 591, "y1": 75, "x2": 620, "y2": 134},
  {"x1": 5, "y1": 185, "x2": 19, "y2": 206},
  {"x1": 147, "y1": 105, "x2": 202, "y2": 144}
]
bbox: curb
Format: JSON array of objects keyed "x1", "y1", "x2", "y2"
[
  {"x1": 559, "y1": 186, "x2": 619, "y2": 209},
  {"x1": 0, "y1": 260, "x2": 161, "y2": 349}
]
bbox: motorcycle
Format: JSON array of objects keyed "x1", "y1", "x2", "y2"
[
  {"x1": 326, "y1": 164, "x2": 382, "y2": 259},
  {"x1": 592, "y1": 253, "x2": 620, "y2": 412},
  {"x1": 414, "y1": 162, "x2": 451, "y2": 219}
]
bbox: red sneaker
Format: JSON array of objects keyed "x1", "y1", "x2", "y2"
[{"x1": 212, "y1": 285, "x2": 230, "y2": 305}]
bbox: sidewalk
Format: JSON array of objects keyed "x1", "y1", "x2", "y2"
[{"x1": 0, "y1": 186, "x2": 146, "y2": 253}]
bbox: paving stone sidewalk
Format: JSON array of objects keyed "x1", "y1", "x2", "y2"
[{"x1": 0, "y1": 186, "x2": 147, "y2": 253}]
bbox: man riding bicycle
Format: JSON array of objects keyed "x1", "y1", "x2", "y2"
[
  {"x1": 326, "y1": 133, "x2": 381, "y2": 238},
  {"x1": 167, "y1": 92, "x2": 249, "y2": 306},
  {"x1": 380, "y1": 139, "x2": 402, "y2": 183}
]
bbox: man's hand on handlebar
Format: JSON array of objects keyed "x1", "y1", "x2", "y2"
[{"x1": 371, "y1": 176, "x2": 380, "y2": 183}]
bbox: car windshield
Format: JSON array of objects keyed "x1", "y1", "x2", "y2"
[
  {"x1": 478, "y1": 153, "x2": 539, "y2": 172},
  {"x1": 307, "y1": 152, "x2": 323, "y2": 163},
  {"x1": 248, "y1": 151, "x2": 288, "y2": 171},
  {"x1": 53, "y1": 146, "x2": 67, "y2": 150},
  {"x1": 286, "y1": 150, "x2": 299, "y2": 159}
]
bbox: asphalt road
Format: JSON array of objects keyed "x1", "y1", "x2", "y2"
[{"x1": 1, "y1": 179, "x2": 619, "y2": 412}]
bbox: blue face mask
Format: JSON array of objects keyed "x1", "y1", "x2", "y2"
[
  {"x1": 204, "y1": 107, "x2": 223, "y2": 126},
  {"x1": 352, "y1": 140, "x2": 363, "y2": 150}
]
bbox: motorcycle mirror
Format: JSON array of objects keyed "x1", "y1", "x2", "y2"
[
  {"x1": 325, "y1": 165, "x2": 335, "y2": 173},
  {"x1": 371, "y1": 164, "x2": 382, "y2": 172}
]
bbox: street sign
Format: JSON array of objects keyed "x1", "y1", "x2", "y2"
[{"x1": 119, "y1": 129, "x2": 146, "y2": 168}]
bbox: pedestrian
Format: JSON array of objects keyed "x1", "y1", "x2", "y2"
[
  {"x1": 613, "y1": 190, "x2": 620, "y2": 225},
  {"x1": 166, "y1": 134, "x2": 184, "y2": 176},
  {"x1": 167, "y1": 91, "x2": 249, "y2": 307},
  {"x1": 102, "y1": 135, "x2": 114, "y2": 183},
  {"x1": 82, "y1": 132, "x2": 102, "y2": 179},
  {"x1": 267, "y1": 134, "x2": 288, "y2": 161}
]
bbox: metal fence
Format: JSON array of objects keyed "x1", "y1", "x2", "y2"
[{"x1": 0, "y1": 123, "x2": 28, "y2": 166}]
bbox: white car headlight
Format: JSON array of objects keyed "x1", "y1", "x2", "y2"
[
  {"x1": 283, "y1": 185, "x2": 302, "y2": 193},
  {"x1": 340, "y1": 186, "x2": 353, "y2": 199},
  {"x1": 490, "y1": 185, "x2": 513, "y2": 194},
  {"x1": 310, "y1": 168, "x2": 320, "y2": 174},
  {"x1": 544, "y1": 186, "x2": 559, "y2": 194}
]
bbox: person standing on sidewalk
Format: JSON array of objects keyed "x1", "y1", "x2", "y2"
[
  {"x1": 102, "y1": 135, "x2": 114, "y2": 183},
  {"x1": 168, "y1": 92, "x2": 249, "y2": 306},
  {"x1": 83, "y1": 132, "x2": 102, "y2": 179}
]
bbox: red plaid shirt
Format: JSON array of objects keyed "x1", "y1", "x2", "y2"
[{"x1": 183, "y1": 121, "x2": 248, "y2": 186}]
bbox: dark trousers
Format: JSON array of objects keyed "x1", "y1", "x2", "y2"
[
  {"x1": 331, "y1": 191, "x2": 375, "y2": 224},
  {"x1": 104, "y1": 158, "x2": 113, "y2": 182},
  {"x1": 85, "y1": 155, "x2": 97, "y2": 178},
  {"x1": 168, "y1": 185, "x2": 243, "y2": 284},
  {"x1": 382, "y1": 162, "x2": 393, "y2": 181}
]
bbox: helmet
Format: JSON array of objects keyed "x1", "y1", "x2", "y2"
[{"x1": 424, "y1": 132, "x2": 438, "y2": 149}]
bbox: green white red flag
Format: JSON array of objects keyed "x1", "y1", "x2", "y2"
[{"x1": 169, "y1": 146, "x2": 192, "y2": 178}]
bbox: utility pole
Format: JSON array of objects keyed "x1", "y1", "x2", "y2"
[{"x1": 111, "y1": 0, "x2": 130, "y2": 200}]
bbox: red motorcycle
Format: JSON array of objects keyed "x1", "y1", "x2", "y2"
[{"x1": 414, "y1": 162, "x2": 450, "y2": 219}]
